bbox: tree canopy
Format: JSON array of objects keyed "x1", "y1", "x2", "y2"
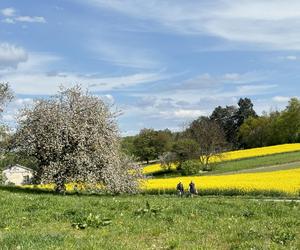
[
  {"x1": 14, "y1": 86, "x2": 142, "y2": 193},
  {"x1": 133, "y1": 129, "x2": 172, "y2": 163},
  {"x1": 239, "y1": 98, "x2": 300, "y2": 148},
  {"x1": 186, "y1": 116, "x2": 227, "y2": 170}
]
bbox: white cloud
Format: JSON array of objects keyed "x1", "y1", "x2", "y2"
[
  {"x1": 0, "y1": 50, "x2": 166, "y2": 95},
  {"x1": 2, "y1": 18, "x2": 15, "y2": 24},
  {"x1": 277, "y1": 55, "x2": 298, "y2": 61},
  {"x1": 253, "y1": 97, "x2": 291, "y2": 115},
  {"x1": 80, "y1": 0, "x2": 300, "y2": 50},
  {"x1": 90, "y1": 40, "x2": 159, "y2": 69},
  {"x1": 176, "y1": 72, "x2": 266, "y2": 90},
  {"x1": 3, "y1": 71, "x2": 165, "y2": 95},
  {"x1": 0, "y1": 43, "x2": 28, "y2": 68},
  {"x1": 272, "y1": 96, "x2": 291, "y2": 103},
  {"x1": 173, "y1": 109, "x2": 205, "y2": 119},
  {"x1": 223, "y1": 73, "x2": 240, "y2": 81},
  {"x1": 236, "y1": 84, "x2": 277, "y2": 95},
  {"x1": 104, "y1": 94, "x2": 114, "y2": 102},
  {"x1": 1, "y1": 8, "x2": 15, "y2": 17},
  {"x1": 1, "y1": 7, "x2": 46, "y2": 24},
  {"x1": 127, "y1": 72, "x2": 277, "y2": 123},
  {"x1": 15, "y1": 16, "x2": 46, "y2": 23},
  {"x1": 1, "y1": 97, "x2": 34, "y2": 125},
  {"x1": 157, "y1": 109, "x2": 205, "y2": 120},
  {"x1": 285, "y1": 55, "x2": 297, "y2": 60}
]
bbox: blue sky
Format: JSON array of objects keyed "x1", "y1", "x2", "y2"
[{"x1": 1, "y1": 0, "x2": 300, "y2": 135}]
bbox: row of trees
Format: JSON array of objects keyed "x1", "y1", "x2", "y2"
[
  {"x1": 122, "y1": 97, "x2": 300, "y2": 173},
  {"x1": 239, "y1": 98, "x2": 300, "y2": 148},
  {"x1": 122, "y1": 98, "x2": 258, "y2": 170}
]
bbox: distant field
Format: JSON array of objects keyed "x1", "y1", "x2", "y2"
[
  {"x1": 143, "y1": 144, "x2": 300, "y2": 175},
  {"x1": 0, "y1": 190, "x2": 299, "y2": 249},
  {"x1": 208, "y1": 150, "x2": 300, "y2": 174},
  {"x1": 210, "y1": 143, "x2": 300, "y2": 162},
  {"x1": 144, "y1": 168, "x2": 300, "y2": 197},
  {"x1": 150, "y1": 150, "x2": 300, "y2": 178}
]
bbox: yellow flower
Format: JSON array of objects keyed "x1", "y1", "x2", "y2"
[
  {"x1": 143, "y1": 143, "x2": 300, "y2": 174},
  {"x1": 143, "y1": 168, "x2": 300, "y2": 195}
]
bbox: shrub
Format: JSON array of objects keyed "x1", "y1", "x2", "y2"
[
  {"x1": 181, "y1": 160, "x2": 202, "y2": 176},
  {"x1": 72, "y1": 213, "x2": 112, "y2": 230}
]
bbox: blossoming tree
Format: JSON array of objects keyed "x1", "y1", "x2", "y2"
[{"x1": 15, "y1": 86, "x2": 142, "y2": 193}]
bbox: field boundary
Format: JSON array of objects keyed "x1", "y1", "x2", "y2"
[{"x1": 214, "y1": 161, "x2": 300, "y2": 175}]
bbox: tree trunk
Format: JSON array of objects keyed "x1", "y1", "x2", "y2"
[{"x1": 54, "y1": 176, "x2": 66, "y2": 194}]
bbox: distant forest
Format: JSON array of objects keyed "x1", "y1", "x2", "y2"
[{"x1": 122, "y1": 97, "x2": 300, "y2": 164}]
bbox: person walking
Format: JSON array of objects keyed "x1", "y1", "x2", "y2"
[
  {"x1": 176, "y1": 181, "x2": 184, "y2": 197},
  {"x1": 189, "y1": 181, "x2": 197, "y2": 197}
]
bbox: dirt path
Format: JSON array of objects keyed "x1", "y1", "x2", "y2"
[
  {"x1": 252, "y1": 198, "x2": 300, "y2": 203},
  {"x1": 215, "y1": 161, "x2": 300, "y2": 175}
]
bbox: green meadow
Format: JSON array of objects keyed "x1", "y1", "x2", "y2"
[{"x1": 0, "y1": 189, "x2": 299, "y2": 250}]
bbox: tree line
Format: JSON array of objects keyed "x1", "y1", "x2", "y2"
[{"x1": 122, "y1": 97, "x2": 300, "y2": 173}]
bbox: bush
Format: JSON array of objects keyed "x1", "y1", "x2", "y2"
[
  {"x1": 72, "y1": 213, "x2": 112, "y2": 230},
  {"x1": 181, "y1": 160, "x2": 202, "y2": 176},
  {"x1": 159, "y1": 152, "x2": 177, "y2": 170}
]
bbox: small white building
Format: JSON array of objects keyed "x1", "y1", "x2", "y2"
[{"x1": 2, "y1": 164, "x2": 34, "y2": 185}]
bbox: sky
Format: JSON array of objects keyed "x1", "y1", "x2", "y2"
[{"x1": 1, "y1": 0, "x2": 300, "y2": 135}]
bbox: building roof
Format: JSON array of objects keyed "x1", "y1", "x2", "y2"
[{"x1": 3, "y1": 164, "x2": 34, "y2": 173}]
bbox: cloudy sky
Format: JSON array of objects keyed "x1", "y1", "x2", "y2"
[{"x1": 1, "y1": 0, "x2": 300, "y2": 135}]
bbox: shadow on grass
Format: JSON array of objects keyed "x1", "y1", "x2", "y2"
[
  {"x1": 147, "y1": 169, "x2": 181, "y2": 178},
  {"x1": 0, "y1": 185, "x2": 107, "y2": 197},
  {"x1": 0, "y1": 185, "x2": 57, "y2": 195}
]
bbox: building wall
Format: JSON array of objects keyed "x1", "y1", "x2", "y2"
[{"x1": 2, "y1": 166, "x2": 33, "y2": 185}]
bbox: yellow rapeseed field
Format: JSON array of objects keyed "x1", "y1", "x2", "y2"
[
  {"x1": 23, "y1": 183, "x2": 100, "y2": 192},
  {"x1": 143, "y1": 168, "x2": 300, "y2": 196},
  {"x1": 23, "y1": 144, "x2": 300, "y2": 196},
  {"x1": 142, "y1": 163, "x2": 176, "y2": 174},
  {"x1": 143, "y1": 143, "x2": 300, "y2": 174},
  {"x1": 24, "y1": 168, "x2": 300, "y2": 196}
]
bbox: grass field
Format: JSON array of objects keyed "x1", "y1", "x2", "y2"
[
  {"x1": 0, "y1": 189, "x2": 299, "y2": 249},
  {"x1": 1, "y1": 144, "x2": 300, "y2": 249}
]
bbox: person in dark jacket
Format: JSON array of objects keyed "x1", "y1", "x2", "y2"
[
  {"x1": 176, "y1": 181, "x2": 184, "y2": 197},
  {"x1": 189, "y1": 181, "x2": 197, "y2": 197}
]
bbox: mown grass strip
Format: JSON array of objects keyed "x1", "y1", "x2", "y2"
[{"x1": 208, "y1": 150, "x2": 300, "y2": 174}]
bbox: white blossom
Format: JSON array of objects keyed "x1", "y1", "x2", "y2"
[{"x1": 15, "y1": 85, "x2": 143, "y2": 193}]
